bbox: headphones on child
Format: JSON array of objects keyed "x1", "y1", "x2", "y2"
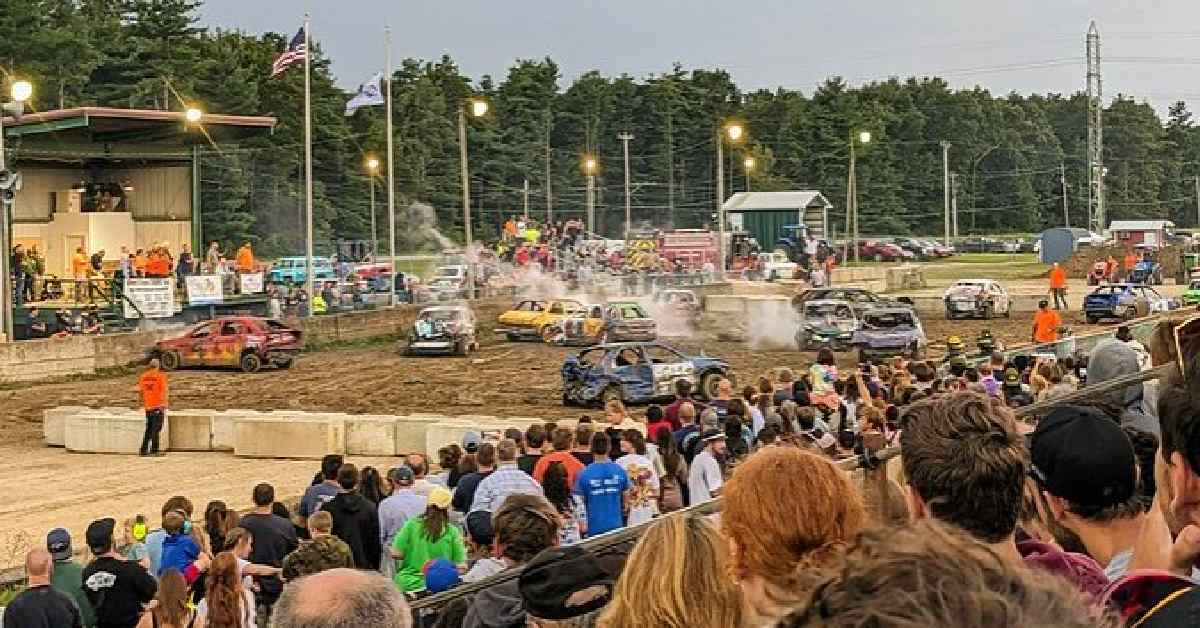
[
  {"x1": 132, "y1": 514, "x2": 148, "y2": 542},
  {"x1": 170, "y1": 510, "x2": 193, "y2": 535}
]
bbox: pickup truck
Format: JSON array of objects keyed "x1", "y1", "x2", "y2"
[{"x1": 496, "y1": 298, "x2": 586, "y2": 341}]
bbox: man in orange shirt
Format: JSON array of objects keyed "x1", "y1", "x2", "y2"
[
  {"x1": 133, "y1": 249, "x2": 149, "y2": 277},
  {"x1": 1032, "y1": 300, "x2": 1062, "y2": 346},
  {"x1": 1048, "y1": 262, "x2": 1068, "y2": 310},
  {"x1": 137, "y1": 358, "x2": 169, "y2": 456},
  {"x1": 532, "y1": 427, "x2": 585, "y2": 489},
  {"x1": 71, "y1": 247, "x2": 90, "y2": 303},
  {"x1": 235, "y1": 241, "x2": 255, "y2": 273},
  {"x1": 1123, "y1": 250, "x2": 1137, "y2": 281}
]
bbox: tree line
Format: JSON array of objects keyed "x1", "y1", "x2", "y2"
[{"x1": 3, "y1": 1, "x2": 1199, "y2": 254}]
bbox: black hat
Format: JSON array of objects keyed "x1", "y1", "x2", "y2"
[
  {"x1": 46, "y1": 528, "x2": 71, "y2": 561},
  {"x1": 519, "y1": 546, "x2": 614, "y2": 620},
  {"x1": 1031, "y1": 405, "x2": 1136, "y2": 509},
  {"x1": 465, "y1": 510, "x2": 494, "y2": 546},
  {"x1": 86, "y1": 518, "x2": 116, "y2": 552}
]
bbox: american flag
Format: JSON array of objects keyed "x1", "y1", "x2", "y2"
[{"x1": 271, "y1": 26, "x2": 306, "y2": 77}]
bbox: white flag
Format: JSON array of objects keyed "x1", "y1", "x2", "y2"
[{"x1": 345, "y1": 72, "x2": 385, "y2": 116}]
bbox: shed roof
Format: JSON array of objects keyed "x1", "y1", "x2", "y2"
[
  {"x1": 722, "y1": 191, "x2": 833, "y2": 211},
  {"x1": 1108, "y1": 220, "x2": 1174, "y2": 231}
]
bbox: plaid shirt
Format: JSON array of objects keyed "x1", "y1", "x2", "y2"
[{"x1": 469, "y1": 464, "x2": 543, "y2": 514}]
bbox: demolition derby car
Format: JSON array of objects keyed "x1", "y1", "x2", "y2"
[
  {"x1": 853, "y1": 306, "x2": 927, "y2": 363},
  {"x1": 1083, "y1": 284, "x2": 1172, "y2": 324},
  {"x1": 403, "y1": 305, "x2": 478, "y2": 356},
  {"x1": 792, "y1": 287, "x2": 912, "y2": 317},
  {"x1": 795, "y1": 300, "x2": 860, "y2": 351},
  {"x1": 543, "y1": 301, "x2": 657, "y2": 345},
  {"x1": 150, "y1": 317, "x2": 302, "y2": 373},
  {"x1": 562, "y1": 341, "x2": 733, "y2": 406},
  {"x1": 652, "y1": 289, "x2": 703, "y2": 326},
  {"x1": 942, "y1": 279, "x2": 1012, "y2": 320},
  {"x1": 496, "y1": 299, "x2": 586, "y2": 341}
]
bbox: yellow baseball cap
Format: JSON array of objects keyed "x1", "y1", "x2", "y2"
[{"x1": 428, "y1": 486, "x2": 453, "y2": 510}]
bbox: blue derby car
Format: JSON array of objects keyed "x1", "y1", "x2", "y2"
[{"x1": 561, "y1": 341, "x2": 734, "y2": 406}]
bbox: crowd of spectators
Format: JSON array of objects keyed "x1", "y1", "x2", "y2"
[{"x1": 8, "y1": 315, "x2": 1200, "y2": 627}]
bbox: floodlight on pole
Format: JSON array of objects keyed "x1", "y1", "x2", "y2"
[
  {"x1": 725, "y1": 123, "x2": 744, "y2": 142},
  {"x1": 743, "y1": 157, "x2": 755, "y2": 171},
  {"x1": 366, "y1": 156, "x2": 380, "y2": 173},
  {"x1": 470, "y1": 99, "x2": 489, "y2": 118},
  {"x1": 859, "y1": 131, "x2": 872, "y2": 144},
  {"x1": 583, "y1": 157, "x2": 597, "y2": 174},
  {"x1": 10, "y1": 80, "x2": 32, "y2": 103},
  {"x1": 184, "y1": 107, "x2": 203, "y2": 123}
]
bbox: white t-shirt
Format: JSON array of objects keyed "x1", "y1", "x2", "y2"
[
  {"x1": 687, "y1": 449, "x2": 723, "y2": 506},
  {"x1": 196, "y1": 588, "x2": 256, "y2": 628},
  {"x1": 616, "y1": 454, "x2": 661, "y2": 525}
]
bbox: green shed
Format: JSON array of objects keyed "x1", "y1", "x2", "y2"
[{"x1": 722, "y1": 191, "x2": 833, "y2": 250}]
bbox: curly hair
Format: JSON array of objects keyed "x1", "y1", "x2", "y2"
[
  {"x1": 721, "y1": 447, "x2": 864, "y2": 613},
  {"x1": 542, "y1": 461, "x2": 572, "y2": 514},
  {"x1": 492, "y1": 494, "x2": 560, "y2": 564},
  {"x1": 204, "y1": 552, "x2": 246, "y2": 627},
  {"x1": 778, "y1": 521, "x2": 1121, "y2": 628}
]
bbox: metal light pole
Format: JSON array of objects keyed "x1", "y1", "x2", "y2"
[
  {"x1": 584, "y1": 157, "x2": 597, "y2": 234},
  {"x1": 619, "y1": 132, "x2": 633, "y2": 239},
  {"x1": 848, "y1": 130, "x2": 871, "y2": 263},
  {"x1": 366, "y1": 157, "x2": 379, "y2": 256},
  {"x1": 459, "y1": 98, "x2": 488, "y2": 300},
  {"x1": 716, "y1": 122, "x2": 744, "y2": 278},
  {"x1": 940, "y1": 140, "x2": 951, "y2": 247},
  {"x1": 0, "y1": 79, "x2": 32, "y2": 342},
  {"x1": 743, "y1": 156, "x2": 755, "y2": 192}
]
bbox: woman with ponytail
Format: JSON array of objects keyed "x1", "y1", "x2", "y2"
[
  {"x1": 194, "y1": 552, "x2": 254, "y2": 628},
  {"x1": 721, "y1": 447, "x2": 865, "y2": 625}
]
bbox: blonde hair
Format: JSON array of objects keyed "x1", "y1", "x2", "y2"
[
  {"x1": 308, "y1": 510, "x2": 333, "y2": 533},
  {"x1": 598, "y1": 515, "x2": 741, "y2": 628},
  {"x1": 604, "y1": 399, "x2": 627, "y2": 417}
]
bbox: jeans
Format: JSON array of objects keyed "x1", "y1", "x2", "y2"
[
  {"x1": 140, "y1": 408, "x2": 165, "y2": 454},
  {"x1": 1052, "y1": 288, "x2": 1068, "y2": 310}
]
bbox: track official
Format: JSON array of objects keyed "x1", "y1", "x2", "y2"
[{"x1": 137, "y1": 358, "x2": 168, "y2": 456}]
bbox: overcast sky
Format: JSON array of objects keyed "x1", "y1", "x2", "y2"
[{"x1": 198, "y1": 0, "x2": 1200, "y2": 111}]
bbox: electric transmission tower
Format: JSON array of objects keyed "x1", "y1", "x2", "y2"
[{"x1": 1086, "y1": 20, "x2": 1105, "y2": 234}]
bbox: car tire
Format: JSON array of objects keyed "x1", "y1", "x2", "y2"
[
  {"x1": 455, "y1": 340, "x2": 468, "y2": 356},
  {"x1": 276, "y1": 357, "x2": 295, "y2": 369},
  {"x1": 1124, "y1": 306, "x2": 1137, "y2": 321},
  {"x1": 505, "y1": 332, "x2": 519, "y2": 342},
  {"x1": 159, "y1": 350, "x2": 181, "y2": 371},
  {"x1": 699, "y1": 371, "x2": 724, "y2": 401},
  {"x1": 600, "y1": 385, "x2": 623, "y2": 405},
  {"x1": 1004, "y1": 306, "x2": 1011, "y2": 318},
  {"x1": 240, "y1": 353, "x2": 262, "y2": 373},
  {"x1": 541, "y1": 326, "x2": 558, "y2": 344},
  {"x1": 874, "y1": 253, "x2": 884, "y2": 263},
  {"x1": 1086, "y1": 315, "x2": 1098, "y2": 325}
]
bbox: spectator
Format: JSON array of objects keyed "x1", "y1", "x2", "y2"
[
  {"x1": 1001, "y1": 367, "x2": 1033, "y2": 408},
  {"x1": 598, "y1": 515, "x2": 740, "y2": 628},
  {"x1": 136, "y1": 569, "x2": 191, "y2": 628},
  {"x1": 573, "y1": 433, "x2": 629, "y2": 537},
  {"x1": 722, "y1": 447, "x2": 864, "y2": 625},
  {"x1": 204, "y1": 502, "x2": 238, "y2": 561},
  {"x1": 708, "y1": 379, "x2": 734, "y2": 420},
  {"x1": 299, "y1": 454, "x2": 343, "y2": 524},
  {"x1": 281, "y1": 511, "x2": 353, "y2": 581},
  {"x1": 270, "y1": 569, "x2": 411, "y2": 628},
  {"x1": 463, "y1": 495, "x2": 561, "y2": 628},
  {"x1": 378, "y1": 466, "x2": 427, "y2": 579},
  {"x1": 157, "y1": 510, "x2": 200, "y2": 578},
  {"x1": 687, "y1": 430, "x2": 725, "y2": 506},
  {"x1": 146, "y1": 496, "x2": 192, "y2": 576},
  {"x1": 4, "y1": 548, "x2": 83, "y2": 628},
  {"x1": 194, "y1": 553, "x2": 254, "y2": 628},
  {"x1": 655, "y1": 429, "x2": 689, "y2": 513},
  {"x1": 359, "y1": 466, "x2": 388, "y2": 505},
  {"x1": 82, "y1": 517, "x2": 158, "y2": 628},
  {"x1": 533, "y1": 427, "x2": 585, "y2": 488},
  {"x1": 452, "y1": 442, "x2": 496, "y2": 515},
  {"x1": 1030, "y1": 405, "x2": 1144, "y2": 580},
  {"x1": 521, "y1": 546, "x2": 615, "y2": 628},
  {"x1": 319, "y1": 463, "x2": 381, "y2": 570},
  {"x1": 543, "y1": 461, "x2": 587, "y2": 545},
  {"x1": 722, "y1": 417, "x2": 750, "y2": 463},
  {"x1": 901, "y1": 392, "x2": 1027, "y2": 561},
  {"x1": 663, "y1": 379, "x2": 694, "y2": 430},
  {"x1": 469, "y1": 439, "x2": 543, "y2": 514},
  {"x1": 406, "y1": 454, "x2": 436, "y2": 497},
  {"x1": 776, "y1": 521, "x2": 1119, "y2": 628},
  {"x1": 462, "y1": 511, "x2": 505, "y2": 583},
  {"x1": 237, "y1": 483, "x2": 297, "y2": 624},
  {"x1": 570, "y1": 423, "x2": 596, "y2": 466},
  {"x1": 519, "y1": 425, "x2": 547, "y2": 475},
  {"x1": 615, "y1": 429, "x2": 660, "y2": 526},
  {"x1": 672, "y1": 402, "x2": 698, "y2": 452},
  {"x1": 431, "y1": 444, "x2": 465, "y2": 488},
  {"x1": 603, "y1": 400, "x2": 646, "y2": 453},
  {"x1": 644, "y1": 405, "x2": 672, "y2": 442},
  {"x1": 1088, "y1": 337, "x2": 1157, "y2": 435},
  {"x1": 391, "y1": 486, "x2": 467, "y2": 594},
  {"x1": 45, "y1": 528, "x2": 95, "y2": 627}
]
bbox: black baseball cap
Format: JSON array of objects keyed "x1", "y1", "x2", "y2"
[
  {"x1": 465, "y1": 510, "x2": 494, "y2": 546},
  {"x1": 1031, "y1": 405, "x2": 1136, "y2": 509},
  {"x1": 46, "y1": 528, "x2": 71, "y2": 561},
  {"x1": 86, "y1": 518, "x2": 116, "y2": 552},
  {"x1": 519, "y1": 546, "x2": 614, "y2": 620}
]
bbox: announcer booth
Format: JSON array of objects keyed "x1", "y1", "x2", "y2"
[{"x1": 2, "y1": 107, "x2": 275, "y2": 335}]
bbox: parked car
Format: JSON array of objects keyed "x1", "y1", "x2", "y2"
[
  {"x1": 857, "y1": 240, "x2": 914, "y2": 263},
  {"x1": 892, "y1": 237, "x2": 938, "y2": 261},
  {"x1": 150, "y1": 317, "x2": 302, "y2": 373},
  {"x1": 404, "y1": 305, "x2": 478, "y2": 356},
  {"x1": 544, "y1": 301, "x2": 658, "y2": 345},
  {"x1": 795, "y1": 300, "x2": 860, "y2": 351},
  {"x1": 793, "y1": 287, "x2": 913, "y2": 317},
  {"x1": 955, "y1": 237, "x2": 1008, "y2": 254},
  {"x1": 496, "y1": 299, "x2": 585, "y2": 341},
  {"x1": 853, "y1": 306, "x2": 927, "y2": 363},
  {"x1": 267, "y1": 257, "x2": 336, "y2": 284},
  {"x1": 942, "y1": 279, "x2": 1012, "y2": 320},
  {"x1": 1128, "y1": 259, "x2": 1164, "y2": 285},
  {"x1": 561, "y1": 341, "x2": 733, "y2": 406},
  {"x1": 1083, "y1": 284, "x2": 1165, "y2": 324}
]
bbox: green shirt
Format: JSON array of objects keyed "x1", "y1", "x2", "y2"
[
  {"x1": 390, "y1": 515, "x2": 466, "y2": 592},
  {"x1": 50, "y1": 559, "x2": 96, "y2": 627}
]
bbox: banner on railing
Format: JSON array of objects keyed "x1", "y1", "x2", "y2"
[
  {"x1": 240, "y1": 272, "x2": 264, "y2": 294},
  {"x1": 186, "y1": 275, "x2": 224, "y2": 306},
  {"x1": 124, "y1": 278, "x2": 174, "y2": 319}
]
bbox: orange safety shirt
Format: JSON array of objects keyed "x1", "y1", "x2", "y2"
[
  {"x1": 1124, "y1": 254, "x2": 1137, "y2": 270},
  {"x1": 236, "y1": 246, "x2": 254, "y2": 271},
  {"x1": 72, "y1": 253, "x2": 90, "y2": 277},
  {"x1": 1049, "y1": 267, "x2": 1067, "y2": 289},
  {"x1": 139, "y1": 368, "x2": 168, "y2": 410},
  {"x1": 1033, "y1": 309, "x2": 1062, "y2": 344}
]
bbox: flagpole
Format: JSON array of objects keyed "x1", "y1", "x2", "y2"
[
  {"x1": 303, "y1": 14, "x2": 315, "y2": 317},
  {"x1": 385, "y1": 26, "x2": 396, "y2": 308}
]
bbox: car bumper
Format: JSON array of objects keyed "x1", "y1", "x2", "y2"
[
  {"x1": 406, "y1": 339, "x2": 458, "y2": 355},
  {"x1": 495, "y1": 326, "x2": 541, "y2": 339}
]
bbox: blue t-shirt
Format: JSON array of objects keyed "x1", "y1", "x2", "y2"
[
  {"x1": 158, "y1": 533, "x2": 200, "y2": 577},
  {"x1": 145, "y1": 529, "x2": 167, "y2": 576},
  {"x1": 573, "y1": 461, "x2": 629, "y2": 537}
]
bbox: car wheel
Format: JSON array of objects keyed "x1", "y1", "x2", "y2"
[
  {"x1": 240, "y1": 352, "x2": 262, "y2": 373},
  {"x1": 277, "y1": 357, "x2": 295, "y2": 370},
  {"x1": 505, "y1": 332, "x2": 519, "y2": 342},
  {"x1": 1004, "y1": 306, "x2": 1012, "y2": 318},
  {"x1": 1086, "y1": 315, "x2": 1098, "y2": 325},
  {"x1": 796, "y1": 332, "x2": 809, "y2": 351},
  {"x1": 455, "y1": 340, "x2": 468, "y2": 356},
  {"x1": 541, "y1": 326, "x2": 558, "y2": 344},
  {"x1": 600, "y1": 385, "x2": 623, "y2": 405},
  {"x1": 699, "y1": 371, "x2": 724, "y2": 401},
  {"x1": 911, "y1": 344, "x2": 925, "y2": 360},
  {"x1": 1124, "y1": 306, "x2": 1137, "y2": 321},
  {"x1": 159, "y1": 350, "x2": 181, "y2": 371},
  {"x1": 874, "y1": 253, "x2": 884, "y2": 263}
]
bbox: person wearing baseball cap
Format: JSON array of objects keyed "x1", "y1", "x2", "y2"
[
  {"x1": 687, "y1": 429, "x2": 726, "y2": 506},
  {"x1": 390, "y1": 486, "x2": 467, "y2": 593},
  {"x1": 81, "y1": 517, "x2": 158, "y2": 628},
  {"x1": 1031, "y1": 405, "x2": 1143, "y2": 580},
  {"x1": 378, "y1": 466, "x2": 426, "y2": 580},
  {"x1": 519, "y1": 545, "x2": 614, "y2": 625},
  {"x1": 1032, "y1": 299, "x2": 1062, "y2": 346},
  {"x1": 45, "y1": 528, "x2": 96, "y2": 627},
  {"x1": 462, "y1": 431, "x2": 482, "y2": 454}
]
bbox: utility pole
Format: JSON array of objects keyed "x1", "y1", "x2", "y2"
[
  {"x1": 941, "y1": 141, "x2": 952, "y2": 246},
  {"x1": 717, "y1": 131, "x2": 726, "y2": 275},
  {"x1": 950, "y1": 172, "x2": 959, "y2": 238},
  {"x1": 1060, "y1": 163, "x2": 1070, "y2": 227},
  {"x1": 522, "y1": 178, "x2": 529, "y2": 221},
  {"x1": 666, "y1": 109, "x2": 675, "y2": 225},
  {"x1": 544, "y1": 113, "x2": 553, "y2": 223},
  {"x1": 586, "y1": 174, "x2": 595, "y2": 234},
  {"x1": 1086, "y1": 21, "x2": 1106, "y2": 234},
  {"x1": 619, "y1": 132, "x2": 633, "y2": 239},
  {"x1": 1195, "y1": 175, "x2": 1199, "y2": 228}
]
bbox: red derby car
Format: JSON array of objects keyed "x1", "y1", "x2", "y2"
[{"x1": 150, "y1": 317, "x2": 303, "y2": 373}]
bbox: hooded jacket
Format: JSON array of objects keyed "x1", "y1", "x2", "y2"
[
  {"x1": 462, "y1": 578, "x2": 526, "y2": 628},
  {"x1": 281, "y1": 535, "x2": 354, "y2": 581},
  {"x1": 1087, "y1": 339, "x2": 1158, "y2": 435},
  {"x1": 320, "y1": 492, "x2": 380, "y2": 570}
]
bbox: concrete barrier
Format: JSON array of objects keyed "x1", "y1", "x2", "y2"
[
  {"x1": 64, "y1": 411, "x2": 170, "y2": 454},
  {"x1": 44, "y1": 406, "x2": 90, "y2": 447},
  {"x1": 167, "y1": 410, "x2": 216, "y2": 451},
  {"x1": 704, "y1": 295, "x2": 746, "y2": 314},
  {"x1": 345, "y1": 415, "x2": 398, "y2": 456},
  {"x1": 233, "y1": 415, "x2": 345, "y2": 459},
  {"x1": 395, "y1": 416, "x2": 445, "y2": 456}
]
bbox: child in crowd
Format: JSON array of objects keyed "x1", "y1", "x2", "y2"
[
  {"x1": 118, "y1": 515, "x2": 151, "y2": 570},
  {"x1": 157, "y1": 510, "x2": 200, "y2": 578}
]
